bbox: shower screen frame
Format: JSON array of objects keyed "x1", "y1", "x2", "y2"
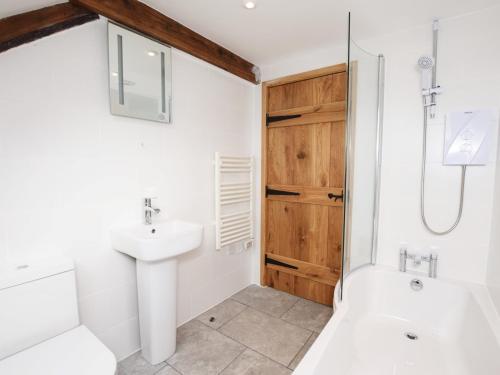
[{"x1": 339, "y1": 13, "x2": 385, "y2": 300}]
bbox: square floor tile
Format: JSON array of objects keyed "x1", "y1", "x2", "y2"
[
  {"x1": 117, "y1": 351, "x2": 167, "y2": 375},
  {"x1": 155, "y1": 366, "x2": 181, "y2": 375},
  {"x1": 219, "y1": 308, "x2": 311, "y2": 366},
  {"x1": 281, "y1": 299, "x2": 332, "y2": 333},
  {"x1": 288, "y1": 332, "x2": 318, "y2": 370},
  {"x1": 167, "y1": 320, "x2": 245, "y2": 375},
  {"x1": 221, "y1": 349, "x2": 292, "y2": 375},
  {"x1": 231, "y1": 285, "x2": 299, "y2": 317},
  {"x1": 196, "y1": 299, "x2": 247, "y2": 329}
]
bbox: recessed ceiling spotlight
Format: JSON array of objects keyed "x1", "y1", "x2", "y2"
[
  {"x1": 243, "y1": 1, "x2": 256, "y2": 10},
  {"x1": 147, "y1": 51, "x2": 158, "y2": 57}
]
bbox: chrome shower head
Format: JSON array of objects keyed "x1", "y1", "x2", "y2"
[
  {"x1": 418, "y1": 55, "x2": 434, "y2": 70},
  {"x1": 418, "y1": 56, "x2": 434, "y2": 90}
]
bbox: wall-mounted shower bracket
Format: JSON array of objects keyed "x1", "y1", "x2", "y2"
[
  {"x1": 422, "y1": 86, "x2": 442, "y2": 98},
  {"x1": 422, "y1": 86, "x2": 442, "y2": 118}
]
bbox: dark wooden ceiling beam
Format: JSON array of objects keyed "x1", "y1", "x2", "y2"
[
  {"x1": 0, "y1": 3, "x2": 99, "y2": 53},
  {"x1": 70, "y1": 0, "x2": 259, "y2": 84}
]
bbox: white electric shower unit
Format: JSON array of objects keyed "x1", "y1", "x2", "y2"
[{"x1": 419, "y1": 19, "x2": 493, "y2": 235}]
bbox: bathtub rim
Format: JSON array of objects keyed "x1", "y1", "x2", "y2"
[{"x1": 292, "y1": 264, "x2": 500, "y2": 374}]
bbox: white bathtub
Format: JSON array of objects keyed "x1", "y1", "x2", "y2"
[{"x1": 294, "y1": 265, "x2": 500, "y2": 375}]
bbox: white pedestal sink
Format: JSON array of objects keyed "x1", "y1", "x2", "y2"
[{"x1": 111, "y1": 220, "x2": 203, "y2": 364}]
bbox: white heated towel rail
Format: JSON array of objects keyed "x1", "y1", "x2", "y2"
[{"x1": 215, "y1": 153, "x2": 254, "y2": 250}]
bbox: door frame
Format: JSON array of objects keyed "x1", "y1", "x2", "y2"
[{"x1": 260, "y1": 63, "x2": 348, "y2": 286}]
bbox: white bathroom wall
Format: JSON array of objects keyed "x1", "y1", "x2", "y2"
[
  {"x1": 487, "y1": 136, "x2": 500, "y2": 313},
  {"x1": 259, "y1": 5, "x2": 500, "y2": 284},
  {"x1": 250, "y1": 87, "x2": 263, "y2": 285},
  {"x1": 362, "y1": 6, "x2": 500, "y2": 284},
  {"x1": 0, "y1": 18, "x2": 255, "y2": 360}
]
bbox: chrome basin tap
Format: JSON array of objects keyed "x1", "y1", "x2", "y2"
[{"x1": 144, "y1": 197, "x2": 161, "y2": 225}]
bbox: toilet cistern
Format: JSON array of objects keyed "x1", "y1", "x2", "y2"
[{"x1": 144, "y1": 197, "x2": 161, "y2": 225}]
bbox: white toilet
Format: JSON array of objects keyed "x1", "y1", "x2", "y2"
[{"x1": 0, "y1": 256, "x2": 116, "y2": 374}]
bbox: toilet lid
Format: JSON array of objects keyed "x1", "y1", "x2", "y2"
[{"x1": 0, "y1": 326, "x2": 116, "y2": 375}]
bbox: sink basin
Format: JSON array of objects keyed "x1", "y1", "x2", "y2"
[
  {"x1": 111, "y1": 220, "x2": 203, "y2": 261},
  {"x1": 110, "y1": 219, "x2": 203, "y2": 365}
]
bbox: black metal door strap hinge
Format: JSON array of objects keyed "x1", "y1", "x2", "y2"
[
  {"x1": 265, "y1": 254, "x2": 298, "y2": 270},
  {"x1": 266, "y1": 113, "x2": 301, "y2": 126},
  {"x1": 328, "y1": 193, "x2": 343, "y2": 202},
  {"x1": 266, "y1": 186, "x2": 300, "y2": 197}
]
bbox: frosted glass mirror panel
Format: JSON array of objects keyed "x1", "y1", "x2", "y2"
[{"x1": 108, "y1": 22, "x2": 172, "y2": 123}]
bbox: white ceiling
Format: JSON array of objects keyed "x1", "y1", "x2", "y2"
[
  {"x1": 2, "y1": 0, "x2": 500, "y2": 66},
  {"x1": 0, "y1": 0, "x2": 65, "y2": 19}
]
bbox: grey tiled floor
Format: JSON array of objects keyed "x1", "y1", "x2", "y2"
[{"x1": 117, "y1": 285, "x2": 332, "y2": 375}]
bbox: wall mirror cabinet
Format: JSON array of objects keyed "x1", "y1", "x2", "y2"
[{"x1": 108, "y1": 22, "x2": 172, "y2": 124}]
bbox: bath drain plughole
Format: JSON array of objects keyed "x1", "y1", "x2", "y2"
[{"x1": 405, "y1": 332, "x2": 418, "y2": 340}]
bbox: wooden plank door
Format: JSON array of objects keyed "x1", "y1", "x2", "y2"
[{"x1": 261, "y1": 65, "x2": 347, "y2": 306}]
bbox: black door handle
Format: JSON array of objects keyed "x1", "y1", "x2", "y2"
[{"x1": 328, "y1": 193, "x2": 343, "y2": 202}]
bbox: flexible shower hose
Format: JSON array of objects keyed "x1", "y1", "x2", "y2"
[{"x1": 420, "y1": 103, "x2": 467, "y2": 235}]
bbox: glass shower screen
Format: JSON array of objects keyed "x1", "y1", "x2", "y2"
[{"x1": 340, "y1": 14, "x2": 385, "y2": 299}]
